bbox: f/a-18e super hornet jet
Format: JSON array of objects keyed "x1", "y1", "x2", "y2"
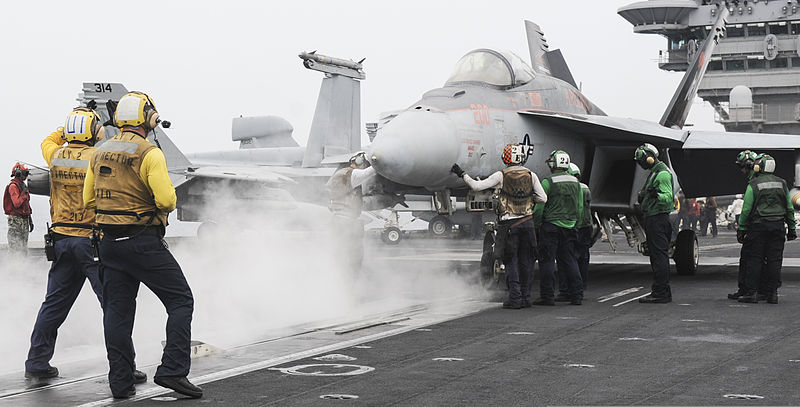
[{"x1": 362, "y1": 7, "x2": 800, "y2": 280}]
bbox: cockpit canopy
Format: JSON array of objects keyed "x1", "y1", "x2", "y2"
[{"x1": 445, "y1": 49, "x2": 535, "y2": 88}]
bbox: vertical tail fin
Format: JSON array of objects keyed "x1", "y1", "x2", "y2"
[
  {"x1": 79, "y1": 82, "x2": 192, "y2": 186},
  {"x1": 299, "y1": 51, "x2": 365, "y2": 167},
  {"x1": 545, "y1": 49, "x2": 578, "y2": 88},
  {"x1": 149, "y1": 127, "x2": 192, "y2": 187},
  {"x1": 79, "y1": 82, "x2": 129, "y2": 126},
  {"x1": 659, "y1": 6, "x2": 729, "y2": 129},
  {"x1": 524, "y1": 21, "x2": 552, "y2": 76}
]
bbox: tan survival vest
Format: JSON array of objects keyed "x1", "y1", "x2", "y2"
[
  {"x1": 91, "y1": 132, "x2": 167, "y2": 227},
  {"x1": 498, "y1": 166, "x2": 534, "y2": 218},
  {"x1": 326, "y1": 167, "x2": 362, "y2": 219},
  {"x1": 49, "y1": 144, "x2": 96, "y2": 237}
]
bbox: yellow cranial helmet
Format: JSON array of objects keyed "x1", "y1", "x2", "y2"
[
  {"x1": 63, "y1": 107, "x2": 105, "y2": 143},
  {"x1": 114, "y1": 91, "x2": 159, "y2": 129}
]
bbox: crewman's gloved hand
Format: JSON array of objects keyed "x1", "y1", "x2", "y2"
[
  {"x1": 788, "y1": 229, "x2": 797, "y2": 241},
  {"x1": 451, "y1": 163, "x2": 465, "y2": 178},
  {"x1": 637, "y1": 191, "x2": 644, "y2": 204},
  {"x1": 28, "y1": 218, "x2": 34, "y2": 233},
  {"x1": 646, "y1": 186, "x2": 658, "y2": 199},
  {"x1": 736, "y1": 229, "x2": 746, "y2": 244}
]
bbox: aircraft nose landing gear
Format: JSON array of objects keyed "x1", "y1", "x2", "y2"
[{"x1": 479, "y1": 225, "x2": 507, "y2": 300}]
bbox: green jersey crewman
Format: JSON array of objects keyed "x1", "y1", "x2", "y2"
[
  {"x1": 728, "y1": 150, "x2": 758, "y2": 300},
  {"x1": 634, "y1": 143, "x2": 674, "y2": 304},
  {"x1": 561, "y1": 163, "x2": 592, "y2": 294},
  {"x1": 736, "y1": 154, "x2": 796, "y2": 304},
  {"x1": 532, "y1": 150, "x2": 583, "y2": 305}
]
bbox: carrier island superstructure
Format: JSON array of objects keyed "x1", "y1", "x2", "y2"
[{"x1": 619, "y1": 0, "x2": 800, "y2": 134}]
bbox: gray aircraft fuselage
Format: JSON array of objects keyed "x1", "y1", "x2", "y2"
[{"x1": 369, "y1": 69, "x2": 604, "y2": 192}]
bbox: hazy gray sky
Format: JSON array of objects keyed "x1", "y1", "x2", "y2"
[
  {"x1": 0, "y1": 0, "x2": 721, "y2": 161},
  {"x1": 0, "y1": 0, "x2": 721, "y2": 236}
]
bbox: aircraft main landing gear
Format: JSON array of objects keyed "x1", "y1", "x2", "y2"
[
  {"x1": 673, "y1": 229, "x2": 699, "y2": 275},
  {"x1": 479, "y1": 228, "x2": 506, "y2": 299}
]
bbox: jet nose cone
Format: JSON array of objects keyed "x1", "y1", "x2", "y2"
[{"x1": 368, "y1": 110, "x2": 459, "y2": 187}]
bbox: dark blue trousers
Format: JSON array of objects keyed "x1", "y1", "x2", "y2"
[
  {"x1": 539, "y1": 222, "x2": 582, "y2": 300},
  {"x1": 100, "y1": 234, "x2": 193, "y2": 396},
  {"x1": 645, "y1": 213, "x2": 672, "y2": 298},
  {"x1": 558, "y1": 226, "x2": 591, "y2": 295},
  {"x1": 25, "y1": 237, "x2": 103, "y2": 372},
  {"x1": 502, "y1": 218, "x2": 536, "y2": 304}
]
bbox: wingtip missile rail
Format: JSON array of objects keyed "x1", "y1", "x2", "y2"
[{"x1": 298, "y1": 51, "x2": 366, "y2": 80}]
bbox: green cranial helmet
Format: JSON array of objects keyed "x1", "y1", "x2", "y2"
[
  {"x1": 753, "y1": 153, "x2": 776, "y2": 174},
  {"x1": 735, "y1": 150, "x2": 758, "y2": 169},
  {"x1": 567, "y1": 162, "x2": 581, "y2": 178},
  {"x1": 634, "y1": 143, "x2": 658, "y2": 161},
  {"x1": 546, "y1": 150, "x2": 571, "y2": 171}
]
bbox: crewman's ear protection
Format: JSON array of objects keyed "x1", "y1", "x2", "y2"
[
  {"x1": 114, "y1": 91, "x2": 159, "y2": 130},
  {"x1": 753, "y1": 154, "x2": 776, "y2": 174},
  {"x1": 11, "y1": 162, "x2": 29, "y2": 178},
  {"x1": 634, "y1": 143, "x2": 659, "y2": 167},
  {"x1": 63, "y1": 107, "x2": 105, "y2": 143}
]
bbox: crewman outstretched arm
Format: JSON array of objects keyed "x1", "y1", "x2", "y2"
[{"x1": 41, "y1": 128, "x2": 66, "y2": 166}]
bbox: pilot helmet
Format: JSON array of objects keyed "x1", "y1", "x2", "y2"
[
  {"x1": 502, "y1": 144, "x2": 527, "y2": 166},
  {"x1": 63, "y1": 107, "x2": 105, "y2": 144},
  {"x1": 546, "y1": 150, "x2": 570, "y2": 171}
]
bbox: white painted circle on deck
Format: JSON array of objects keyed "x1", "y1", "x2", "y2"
[{"x1": 270, "y1": 364, "x2": 375, "y2": 377}]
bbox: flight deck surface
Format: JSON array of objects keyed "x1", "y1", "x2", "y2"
[{"x1": 1, "y1": 230, "x2": 798, "y2": 406}]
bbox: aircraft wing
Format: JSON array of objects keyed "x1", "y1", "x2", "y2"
[
  {"x1": 521, "y1": 109, "x2": 800, "y2": 198},
  {"x1": 185, "y1": 166, "x2": 297, "y2": 184},
  {"x1": 518, "y1": 109, "x2": 686, "y2": 146},
  {"x1": 671, "y1": 130, "x2": 800, "y2": 198},
  {"x1": 682, "y1": 130, "x2": 800, "y2": 149}
]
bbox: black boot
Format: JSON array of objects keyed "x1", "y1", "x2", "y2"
[
  {"x1": 133, "y1": 370, "x2": 147, "y2": 384},
  {"x1": 24, "y1": 366, "x2": 59, "y2": 380},
  {"x1": 727, "y1": 291, "x2": 744, "y2": 300},
  {"x1": 154, "y1": 376, "x2": 203, "y2": 399},
  {"x1": 737, "y1": 294, "x2": 758, "y2": 303},
  {"x1": 638, "y1": 295, "x2": 671, "y2": 304}
]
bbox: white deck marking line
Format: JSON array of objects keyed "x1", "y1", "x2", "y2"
[
  {"x1": 613, "y1": 292, "x2": 652, "y2": 307},
  {"x1": 77, "y1": 303, "x2": 494, "y2": 407},
  {"x1": 597, "y1": 287, "x2": 643, "y2": 302}
]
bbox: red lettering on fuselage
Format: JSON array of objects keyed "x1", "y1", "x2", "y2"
[
  {"x1": 565, "y1": 89, "x2": 590, "y2": 113},
  {"x1": 470, "y1": 104, "x2": 491, "y2": 125},
  {"x1": 527, "y1": 92, "x2": 542, "y2": 107}
]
